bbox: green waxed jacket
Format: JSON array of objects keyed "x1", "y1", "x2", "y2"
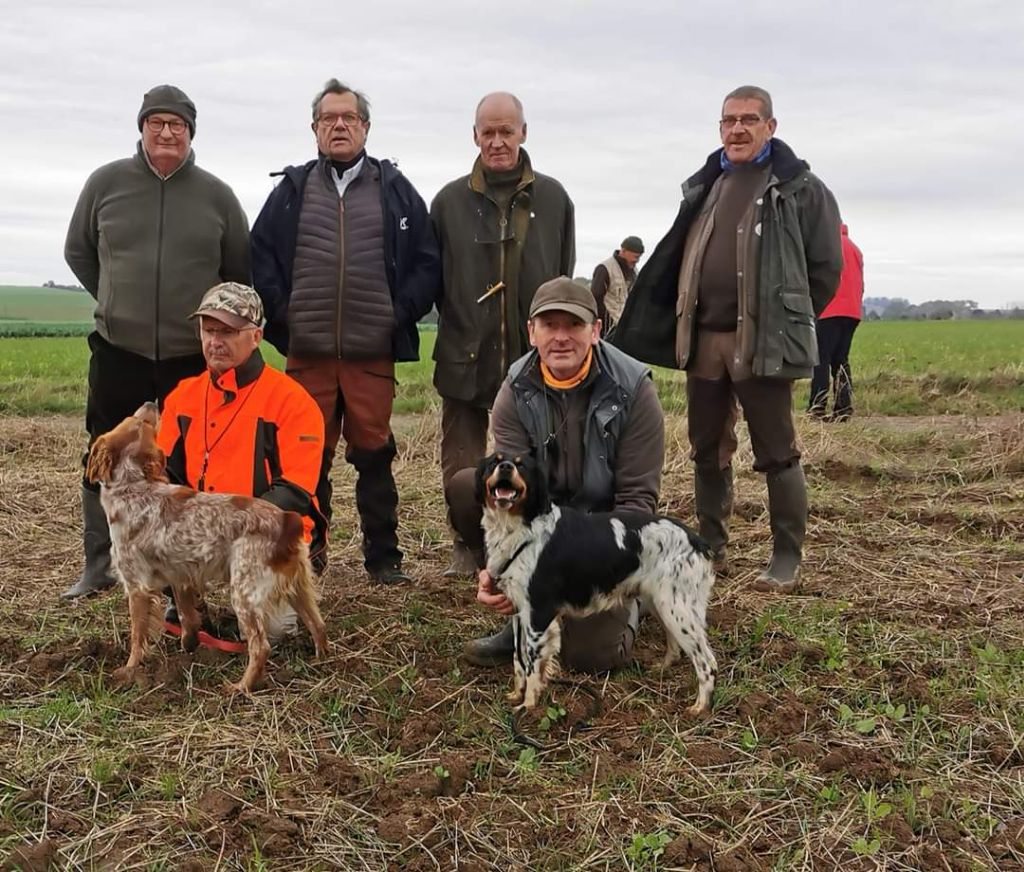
[
  {"x1": 430, "y1": 149, "x2": 575, "y2": 407},
  {"x1": 613, "y1": 139, "x2": 842, "y2": 380},
  {"x1": 65, "y1": 143, "x2": 251, "y2": 361}
]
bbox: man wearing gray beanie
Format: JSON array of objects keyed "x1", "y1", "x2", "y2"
[{"x1": 62, "y1": 84, "x2": 251, "y2": 599}]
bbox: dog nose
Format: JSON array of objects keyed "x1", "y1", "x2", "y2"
[{"x1": 497, "y1": 460, "x2": 514, "y2": 473}]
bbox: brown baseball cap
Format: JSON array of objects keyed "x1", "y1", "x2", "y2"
[
  {"x1": 189, "y1": 282, "x2": 264, "y2": 329},
  {"x1": 529, "y1": 277, "x2": 598, "y2": 323}
]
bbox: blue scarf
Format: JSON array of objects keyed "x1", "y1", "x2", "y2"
[{"x1": 720, "y1": 140, "x2": 772, "y2": 172}]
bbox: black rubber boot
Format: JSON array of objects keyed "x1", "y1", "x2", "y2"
[
  {"x1": 349, "y1": 436, "x2": 405, "y2": 580},
  {"x1": 694, "y1": 465, "x2": 734, "y2": 576},
  {"x1": 61, "y1": 486, "x2": 118, "y2": 599},
  {"x1": 462, "y1": 620, "x2": 515, "y2": 667},
  {"x1": 754, "y1": 463, "x2": 808, "y2": 594}
]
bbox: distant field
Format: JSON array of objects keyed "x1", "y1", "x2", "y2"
[
  {"x1": 0, "y1": 285, "x2": 94, "y2": 333},
  {"x1": 1, "y1": 320, "x2": 1021, "y2": 417}
]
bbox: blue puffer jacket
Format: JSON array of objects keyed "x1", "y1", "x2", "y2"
[{"x1": 251, "y1": 156, "x2": 441, "y2": 361}]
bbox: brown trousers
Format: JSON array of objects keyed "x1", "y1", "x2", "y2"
[
  {"x1": 686, "y1": 330, "x2": 799, "y2": 474},
  {"x1": 446, "y1": 467, "x2": 637, "y2": 673}
]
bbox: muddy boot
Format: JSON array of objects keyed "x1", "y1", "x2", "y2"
[
  {"x1": 62, "y1": 486, "x2": 118, "y2": 599},
  {"x1": 462, "y1": 620, "x2": 514, "y2": 667},
  {"x1": 695, "y1": 465, "x2": 734, "y2": 576},
  {"x1": 442, "y1": 541, "x2": 480, "y2": 579},
  {"x1": 754, "y1": 463, "x2": 807, "y2": 594},
  {"x1": 349, "y1": 436, "x2": 406, "y2": 582}
]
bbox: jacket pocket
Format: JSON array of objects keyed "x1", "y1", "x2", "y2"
[{"x1": 781, "y1": 291, "x2": 818, "y2": 368}]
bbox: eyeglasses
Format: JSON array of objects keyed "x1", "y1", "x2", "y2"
[
  {"x1": 199, "y1": 323, "x2": 257, "y2": 340},
  {"x1": 145, "y1": 117, "x2": 188, "y2": 135},
  {"x1": 719, "y1": 114, "x2": 765, "y2": 129},
  {"x1": 317, "y1": 112, "x2": 364, "y2": 128}
]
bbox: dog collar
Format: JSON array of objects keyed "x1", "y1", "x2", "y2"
[{"x1": 495, "y1": 539, "x2": 532, "y2": 579}]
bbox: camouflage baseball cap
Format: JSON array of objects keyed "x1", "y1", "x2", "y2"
[{"x1": 189, "y1": 282, "x2": 264, "y2": 329}]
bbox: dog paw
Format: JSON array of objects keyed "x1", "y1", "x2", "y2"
[
  {"x1": 182, "y1": 631, "x2": 199, "y2": 654},
  {"x1": 223, "y1": 680, "x2": 253, "y2": 696},
  {"x1": 112, "y1": 665, "x2": 137, "y2": 687},
  {"x1": 506, "y1": 689, "x2": 525, "y2": 705},
  {"x1": 685, "y1": 702, "x2": 711, "y2": 719}
]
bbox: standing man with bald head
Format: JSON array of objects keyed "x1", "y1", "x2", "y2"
[{"x1": 431, "y1": 92, "x2": 576, "y2": 578}]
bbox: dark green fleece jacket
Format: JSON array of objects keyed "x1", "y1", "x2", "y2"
[{"x1": 65, "y1": 142, "x2": 250, "y2": 361}]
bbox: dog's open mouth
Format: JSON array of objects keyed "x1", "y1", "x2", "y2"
[{"x1": 489, "y1": 481, "x2": 522, "y2": 508}]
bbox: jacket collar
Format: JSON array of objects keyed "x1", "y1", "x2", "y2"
[
  {"x1": 686, "y1": 137, "x2": 809, "y2": 195},
  {"x1": 210, "y1": 348, "x2": 265, "y2": 401},
  {"x1": 136, "y1": 140, "x2": 194, "y2": 180},
  {"x1": 469, "y1": 148, "x2": 536, "y2": 197}
]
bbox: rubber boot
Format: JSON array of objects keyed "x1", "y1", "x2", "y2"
[
  {"x1": 754, "y1": 463, "x2": 807, "y2": 594},
  {"x1": 694, "y1": 465, "x2": 734, "y2": 576},
  {"x1": 349, "y1": 436, "x2": 408, "y2": 583},
  {"x1": 61, "y1": 486, "x2": 118, "y2": 599},
  {"x1": 462, "y1": 620, "x2": 515, "y2": 667}
]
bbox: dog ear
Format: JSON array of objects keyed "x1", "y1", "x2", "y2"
[
  {"x1": 474, "y1": 453, "x2": 494, "y2": 506},
  {"x1": 142, "y1": 445, "x2": 169, "y2": 483},
  {"x1": 85, "y1": 436, "x2": 116, "y2": 484},
  {"x1": 521, "y1": 454, "x2": 550, "y2": 522}
]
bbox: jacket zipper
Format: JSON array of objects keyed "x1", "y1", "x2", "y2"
[
  {"x1": 155, "y1": 180, "x2": 165, "y2": 362},
  {"x1": 337, "y1": 198, "x2": 345, "y2": 359}
]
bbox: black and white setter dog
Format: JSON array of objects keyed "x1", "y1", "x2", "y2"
[{"x1": 476, "y1": 453, "x2": 718, "y2": 716}]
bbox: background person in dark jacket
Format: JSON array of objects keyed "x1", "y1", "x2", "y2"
[
  {"x1": 591, "y1": 235, "x2": 644, "y2": 333},
  {"x1": 62, "y1": 84, "x2": 251, "y2": 600},
  {"x1": 613, "y1": 85, "x2": 842, "y2": 594},
  {"x1": 431, "y1": 92, "x2": 575, "y2": 578},
  {"x1": 251, "y1": 79, "x2": 441, "y2": 585},
  {"x1": 446, "y1": 278, "x2": 664, "y2": 670},
  {"x1": 808, "y1": 223, "x2": 864, "y2": 421}
]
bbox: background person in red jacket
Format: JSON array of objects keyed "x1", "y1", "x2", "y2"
[{"x1": 808, "y1": 223, "x2": 864, "y2": 421}]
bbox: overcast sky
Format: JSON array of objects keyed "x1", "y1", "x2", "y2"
[{"x1": 2, "y1": 0, "x2": 1022, "y2": 308}]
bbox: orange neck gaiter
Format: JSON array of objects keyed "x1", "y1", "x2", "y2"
[{"x1": 540, "y1": 347, "x2": 594, "y2": 390}]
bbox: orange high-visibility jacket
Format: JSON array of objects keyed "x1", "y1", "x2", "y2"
[{"x1": 157, "y1": 351, "x2": 326, "y2": 548}]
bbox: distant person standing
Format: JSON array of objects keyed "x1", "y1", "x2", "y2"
[
  {"x1": 62, "y1": 84, "x2": 251, "y2": 599},
  {"x1": 430, "y1": 91, "x2": 575, "y2": 578},
  {"x1": 808, "y1": 223, "x2": 864, "y2": 421},
  {"x1": 591, "y1": 236, "x2": 644, "y2": 333}
]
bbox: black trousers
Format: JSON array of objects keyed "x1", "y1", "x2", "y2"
[
  {"x1": 83, "y1": 332, "x2": 205, "y2": 487},
  {"x1": 809, "y1": 317, "x2": 859, "y2": 418}
]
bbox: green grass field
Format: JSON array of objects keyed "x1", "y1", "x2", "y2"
[{"x1": 1, "y1": 319, "x2": 1021, "y2": 417}]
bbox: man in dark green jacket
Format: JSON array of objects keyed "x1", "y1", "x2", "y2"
[
  {"x1": 431, "y1": 92, "x2": 575, "y2": 577},
  {"x1": 62, "y1": 84, "x2": 251, "y2": 599},
  {"x1": 613, "y1": 85, "x2": 842, "y2": 593}
]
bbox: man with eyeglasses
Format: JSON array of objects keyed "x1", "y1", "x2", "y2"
[
  {"x1": 431, "y1": 92, "x2": 576, "y2": 580},
  {"x1": 63, "y1": 84, "x2": 251, "y2": 599},
  {"x1": 156, "y1": 282, "x2": 326, "y2": 645},
  {"x1": 613, "y1": 85, "x2": 843, "y2": 593},
  {"x1": 251, "y1": 79, "x2": 440, "y2": 585}
]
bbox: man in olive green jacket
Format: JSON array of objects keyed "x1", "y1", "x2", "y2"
[
  {"x1": 613, "y1": 85, "x2": 842, "y2": 593},
  {"x1": 62, "y1": 84, "x2": 250, "y2": 599},
  {"x1": 430, "y1": 92, "x2": 575, "y2": 576}
]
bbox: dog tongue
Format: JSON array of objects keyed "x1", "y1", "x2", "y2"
[{"x1": 495, "y1": 487, "x2": 516, "y2": 500}]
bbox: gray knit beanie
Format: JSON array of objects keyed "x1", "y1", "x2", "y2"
[{"x1": 137, "y1": 85, "x2": 197, "y2": 137}]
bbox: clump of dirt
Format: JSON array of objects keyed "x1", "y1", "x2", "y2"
[
  {"x1": 196, "y1": 787, "x2": 241, "y2": 821},
  {"x1": 1, "y1": 838, "x2": 56, "y2": 872},
  {"x1": 237, "y1": 809, "x2": 301, "y2": 856},
  {"x1": 818, "y1": 745, "x2": 899, "y2": 785},
  {"x1": 316, "y1": 754, "x2": 364, "y2": 794},
  {"x1": 685, "y1": 741, "x2": 738, "y2": 767},
  {"x1": 736, "y1": 690, "x2": 816, "y2": 739},
  {"x1": 771, "y1": 739, "x2": 822, "y2": 764},
  {"x1": 986, "y1": 816, "x2": 1024, "y2": 857},
  {"x1": 661, "y1": 832, "x2": 713, "y2": 865}
]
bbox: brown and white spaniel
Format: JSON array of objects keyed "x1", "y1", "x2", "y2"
[{"x1": 86, "y1": 403, "x2": 328, "y2": 692}]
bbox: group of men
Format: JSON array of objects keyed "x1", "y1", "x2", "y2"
[{"x1": 61, "y1": 80, "x2": 845, "y2": 672}]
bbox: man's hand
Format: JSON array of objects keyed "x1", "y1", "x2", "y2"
[{"x1": 476, "y1": 569, "x2": 515, "y2": 616}]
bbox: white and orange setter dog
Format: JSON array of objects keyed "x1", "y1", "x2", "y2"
[{"x1": 86, "y1": 403, "x2": 328, "y2": 692}]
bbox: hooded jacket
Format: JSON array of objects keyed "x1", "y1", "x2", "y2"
[
  {"x1": 64, "y1": 143, "x2": 251, "y2": 361},
  {"x1": 430, "y1": 149, "x2": 575, "y2": 407},
  {"x1": 250, "y1": 156, "x2": 441, "y2": 362},
  {"x1": 612, "y1": 138, "x2": 842, "y2": 379}
]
